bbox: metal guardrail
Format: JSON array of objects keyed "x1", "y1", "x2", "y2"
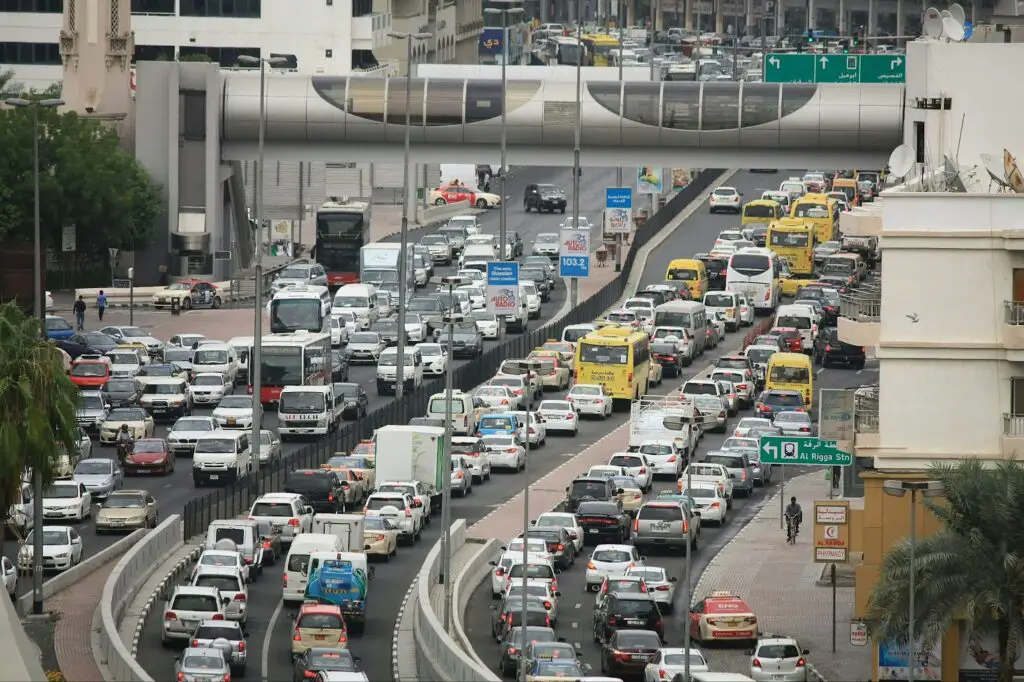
[
  {"x1": 854, "y1": 386, "x2": 879, "y2": 434},
  {"x1": 228, "y1": 257, "x2": 310, "y2": 308},
  {"x1": 1005, "y1": 301, "x2": 1024, "y2": 326},
  {"x1": 1003, "y1": 414, "x2": 1024, "y2": 437},
  {"x1": 840, "y1": 294, "x2": 881, "y2": 322}
]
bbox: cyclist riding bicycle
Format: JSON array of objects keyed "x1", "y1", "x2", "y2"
[{"x1": 784, "y1": 496, "x2": 803, "y2": 542}]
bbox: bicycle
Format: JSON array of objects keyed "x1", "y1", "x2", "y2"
[{"x1": 785, "y1": 515, "x2": 800, "y2": 545}]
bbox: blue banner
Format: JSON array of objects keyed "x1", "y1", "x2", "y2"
[{"x1": 479, "y1": 28, "x2": 504, "y2": 55}]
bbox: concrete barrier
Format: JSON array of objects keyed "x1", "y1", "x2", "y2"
[
  {"x1": 15, "y1": 529, "x2": 146, "y2": 617},
  {"x1": 98, "y1": 515, "x2": 182, "y2": 682},
  {"x1": 451, "y1": 538, "x2": 500, "y2": 673},
  {"x1": 130, "y1": 545, "x2": 201, "y2": 659},
  {"x1": 0, "y1": 591, "x2": 47, "y2": 681}
]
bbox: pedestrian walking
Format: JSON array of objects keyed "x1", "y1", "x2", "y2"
[
  {"x1": 72, "y1": 296, "x2": 87, "y2": 330},
  {"x1": 96, "y1": 290, "x2": 107, "y2": 321}
]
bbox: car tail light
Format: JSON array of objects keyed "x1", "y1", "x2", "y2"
[
  {"x1": 508, "y1": 647, "x2": 517, "y2": 655},
  {"x1": 165, "y1": 612, "x2": 177, "y2": 620},
  {"x1": 238, "y1": 641, "x2": 246, "y2": 652},
  {"x1": 800, "y1": 426, "x2": 811, "y2": 432},
  {"x1": 797, "y1": 657, "x2": 807, "y2": 667},
  {"x1": 283, "y1": 574, "x2": 288, "y2": 587},
  {"x1": 191, "y1": 639, "x2": 199, "y2": 647},
  {"x1": 639, "y1": 467, "x2": 646, "y2": 474},
  {"x1": 234, "y1": 593, "x2": 247, "y2": 602},
  {"x1": 177, "y1": 674, "x2": 185, "y2": 682},
  {"x1": 656, "y1": 585, "x2": 670, "y2": 591},
  {"x1": 405, "y1": 508, "x2": 413, "y2": 517},
  {"x1": 500, "y1": 399, "x2": 509, "y2": 405},
  {"x1": 339, "y1": 631, "x2": 348, "y2": 644},
  {"x1": 613, "y1": 651, "x2": 632, "y2": 662},
  {"x1": 456, "y1": 471, "x2": 464, "y2": 479},
  {"x1": 706, "y1": 618, "x2": 718, "y2": 625},
  {"x1": 262, "y1": 540, "x2": 272, "y2": 549},
  {"x1": 667, "y1": 455, "x2": 677, "y2": 462},
  {"x1": 513, "y1": 389, "x2": 524, "y2": 396},
  {"x1": 555, "y1": 544, "x2": 564, "y2": 551},
  {"x1": 719, "y1": 411, "x2": 726, "y2": 418},
  {"x1": 495, "y1": 567, "x2": 505, "y2": 576},
  {"x1": 543, "y1": 600, "x2": 552, "y2": 609},
  {"x1": 212, "y1": 614, "x2": 225, "y2": 621},
  {"x1": 627, "y1": 372, "x2": 633, "y2": 383},
  {"x1": 528, "y1": 428, "x2": 536, "y2": 435},
  {"x1": 633, "y1": 517, "x2": 639, "y2": 533},
  {"x1": 659, "y1": 670, "x2": 670, "y2": 679},
  {"x1": 292, "y1": 630, "x2": 301, "y2": 641},
  {"x1": 710, "y1": 502, "x2": 721, "y2": 509},
  {"x1": 304, "y1": 672, "x2": 317, "y2": 679},
  {"x1": 505, "y1": 447, "x2": 517, "y2": 454},
  {"x1": 288, "y1": 518, "x2": 300, "y2": 527},
  {"x1": 567, "y1": 413, "x2": 574, "y2": 420},
  {"x1": 223, "y1": 675, "x2": 231, "y2": 682},
  {"x1": 737, "y1": 383, "x2": 748, "y2": 389}
]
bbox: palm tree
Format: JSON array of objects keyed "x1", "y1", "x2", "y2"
[
  {"x1": 0, "y1": 302, "x2": 81, "y2": 544},
  {"x1": 0, "y1": 68, "x2": 20, "y2": 97},
  {"x1": 866, "y1": 459, "x2": 1024, "y2": 682}
]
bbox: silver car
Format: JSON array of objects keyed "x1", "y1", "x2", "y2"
[
  {"x1": 773, "y1": 411, "x2": 815, "y2": 437},
  {"x1": 711, "y1": 369, "x2": 754, "y2": 408},
  {"x1": 190, "y1": 621, "x2": 248, "y2": 674},
  {"x1": 733, "y1": 417, "x2": 773, "y2": 438},
  {"x1": 703, "y1": 450, "x2": 756, "y2": 498},
  {"x1": 258, "y1": 430, "x2": 280, "y2": 463},
  {"x1": 271, "y1": 263, "x2": 327, "y2": 292},
  {"x1": 749, "y1": 636, "x2": 812, "y2": 681},
  {"x1": 174, "y1": 646, "x2": 231, "y2": 682},
  {"x1": 722, "y1": 440, "x2": 771, "y2": 486},
  {"x1": 625, "y1": 565, "x2": 678, "y2": 612},
  {"x1": 450, "y1": 455, "x2": 473, "y2": 497},
  {"x1": 347, "y1": 331, "x2": 386, "y2": 364}
]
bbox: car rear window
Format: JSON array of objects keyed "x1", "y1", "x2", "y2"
[
  {"x1": 195, "y1": 625, "x2": 240, "y2": 640},
  {"x1": 705, "y1": 455, "x2": 745, "y2": 469},
  {"x1": 508, "y1": 564, "x2": 555, "y2": 579},
  {"x1": 172, "y1": 594, "x2": 219, "y2": 611},
  {"x1": 284, "y1": 473, "x2": 333, "y2": 492},
  {"x1": 194, "y1": 575, "x2": 241, "y2": 592},
  {"x1": 609, "y1": 455, "x2": 643, "y2": 468},
  {"x1": 251, "y1": 502, "x2": 294, "y2": 517},
  {"x1": 638, "y1": 505, "x2": 683, "y2": 521},
  {"x1": 613, "y1": 599, "x2": 658, "y2": 616},
  {"x1": 758, "y1": 644, "x2": 801, "y2": 659},
  {"x1": 298, "y1": 613, "x2": 343, "y2": 629},
  {"x1": 213, "y1": 528, "x2": 246, "y2": 545},
  {"x1": 570, "y1": 481, "x2": 607, "y2": 498}
]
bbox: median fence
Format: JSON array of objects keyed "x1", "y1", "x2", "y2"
[{"x1": 181, "y1": 170, "x2": 721, "y2": 538}]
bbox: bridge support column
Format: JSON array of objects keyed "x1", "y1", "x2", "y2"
[
  {"x1": 626, "y1": 0, "x2": 636, "y2": 26},
  {"x1": 745, "y1": 0, "x2": 755, "y2": 37},
  {"x1": 867, "y1": 0, "x2": 876, "y2": 34},
  {"x1": 896, "y1": 0, "x2": 904, "y2": 38},
  {"x1": 807, "y1": 0, "x2": 815, "y2": 29},
  {"x1": 685, "y1": 0, "x2": 693, "y2": 30},
  {"x1": 715, "y1": 0, "x2": 724, "y2": 33}
]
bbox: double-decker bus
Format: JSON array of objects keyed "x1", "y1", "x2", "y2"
[
  {"x1": 766, "y1": 218, "x2": 815, "y2": 276},
  {"x1": 315, "y1": 201, "x2": 372, "y2": 287},
  {"x1": 248, "y1": 330, "x2": 331, "y2": 404},
  {"x1": 725, "y1": 247, "x2": 780, "y2": 313},
  {"x1": 574, "y1": 326, "x2": 651, "y2": 406}
]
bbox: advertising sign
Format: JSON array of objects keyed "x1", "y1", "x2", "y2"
[
  {"x1": 812, "y1": 500, "x2": 849, "y2": 563},
  {"x1": 604, "y1": 187, "x2": 633, "y2": 235},
  {"x1": 959, "y1": 622, "x2": 1023, "y2": 681},
  {"x1": 879, "y1": 640, "x2": 943, "y2": 681},
  {"x1": 62, "y1": 225, "x2": 76, "y2": 252},
  {"x1": 819, "y1": 389, "x2": 856, "y2": 442},
  {"x1": 559, "y1": 227, "x2": 590, "y2": 279},
  {"x1": 486, "y1": 261, "x2": 520, "y2": 314},
  {"x1": 637, "y1": 167, "x2": 664, "y2": 194},
  {"x1": 671, "y1": 168, "x2": 694, "y2": 191}
]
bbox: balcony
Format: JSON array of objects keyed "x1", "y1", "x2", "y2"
[
  {"x1": 1001, "y1": 414, "x2": 1024, "y2": 458},
  {"x1": 838, "y1": 292, "x2": 881, "y2": 348},
  {"x1": 1004, "y1": 301, "x2": 1024, "y2": 351},
  {"x1": 352, "y1": 59, "x2": 399, "y2": 76},
  {"x1": 352, "y1": 12, "x2": 391, "y2": 51},
  {"x1": 854, "y1": 386, "x2": 880, "y2": 451}
]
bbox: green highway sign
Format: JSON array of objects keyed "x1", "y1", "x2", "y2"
[
  {"x1": 763, "y1": 52, "x2": 905, "y2": 84},
  {"x1": 759, "y1": 436, "x2": 854, "y2": 466}
]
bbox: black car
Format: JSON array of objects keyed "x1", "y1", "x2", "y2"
[
  {"x1": 750, "y1": 224, "x2": 769, "y2": 247},
  {"x1": 695, "y1": 255, "x2": 729, "y2": 290},
  {"x1": 564, "y1": 476, "x2": 621, "y2": 513},
  {"x1": 330, "y1": 350, "x2": 350, "y2": 382},
  {"x1": 433, "y1": 321, "x2": 483, "y2": 358},
  {"x1": 577, "y1": 500, "x2": 631, "y2": 544},
  {"x1": 292, "y1": 648, "x2": 364, "y2": 682},
  {"x1": 101, "y1": 377, "x2": 143, "y2": 408},
  {"x1": 67, "y1": 331, "x2": 120, "y2": 354},
  {"x1": 599, "y1": 628, "x2": 663, "y2": 677},
  {"x1": 524, "y1": 183, "x2": 567, "y2": 213},
  {"x1": 594, "y1": 593, "x2": 664, "y2": 645},
  {"x1": 498, "y1": 626, "x2": 558, "y2": 676},
  {"x1": 816, "y1": 327, "x2": 866, "y2": 369},
  {"x1": 651, "y1": 341, "x2": 684, "y2": 377},
  {"x1": 332, "y1": 382, "x2": 368, "y2": 419},
  {"x1": 283, "y1": 469, "x2": 346, "y2": 513},
  {"x1": 519, "y1": 268, "x2": 551, "y2": 301},
  {"x1": 523, "y1": 527, "x2": 577, "y2": 569},
  {"x1": 490, "y1": 596, "x2": 551, "y2": 639},
  {"x1": 369, "y1": 319, "x2": 402, "y2": 346}
]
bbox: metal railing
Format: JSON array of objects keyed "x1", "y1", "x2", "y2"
[
  {"x1": 228, "y1": 257, "x2": 309, "y2": 308},
  {"x1": 181, "y1": 170, "x2": 721, "y2": 538},
  {"x1": 840, "y1": 294, "x2": 881, "y2": 322},
  {"x1": 854, "y1": 386, "x2": 879, "y2": 434},
  {"x1": 354, "y1": 60, "x2": 400, "y2": 77},
  {"x1": 1005, "y1": 301, "x2": 1024, "y2": 326},
  {"x1": 1003, "y1": 414, "x2": 1024, "y2": 437}
]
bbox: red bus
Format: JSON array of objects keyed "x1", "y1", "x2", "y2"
[
  {"x1": 247, "y1": 331, "x2": 331, "y2": 404},
  {"x1": 315, "y1": 201, "x2": 372, "y2": 287}
]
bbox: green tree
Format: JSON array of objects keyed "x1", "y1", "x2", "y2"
[
  {"x1": 179, "y1": 53, "x2": 213, "y2": 62},
  {"x1": 866, "y1": 459, "x2": 1024, "y2": 682},
  {"x1": 0, "y1": 106, "x2": 161, "y2": 260},
  {"x1": 0, "y1": 68, "x2": 18, "y2": 97},
  {"x1": 0, "y1": 302, "x2": 80, "y2": 539}
]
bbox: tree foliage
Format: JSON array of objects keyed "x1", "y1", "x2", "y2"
[
  {"x1": 179, "y1": 53, "x2": 214, "y2": 62},
  {"x1": 866, "y1": 459, "x2": 1024, "y2": 682},
  {"x1": 0, "y1": 302, "x2": 80, "y2": 534},
  {"x1": 0, "y1": 103, "x2": 161, "y2": 260}
]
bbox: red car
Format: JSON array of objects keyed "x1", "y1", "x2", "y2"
[
  {"x1": 769, "y1": 327, "x2": 803, "y2": 353},
  {"x1": 70, "y1": 358, "x2": 111, "y2": 388},
  {"x1": 124, "y1": 438, "x2": 175, "y2": 475},
  {"x1": 429, "y1": 183, "x2": 498, "y2": 209}
]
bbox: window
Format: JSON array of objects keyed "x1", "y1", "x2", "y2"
[
  {"x1": 662, "y1": 82, "x2": 699, "y2": 130},
  {"x1": 178, "y1": 45, "x2": 259, "y2": 65},
  {"x1": 0, "y1": 0, "x2": 61, "y2": 10},
  {"x1": 386, "y1": 78, "x2": 426, "y2": 125},
  {"x1": 701, "y1": 82, "x2": 739, "y2": 131},
  {"x1": 464, "y1": 80, "x2": 536, "y2": 123},
  {"x1": 131, "y1": 0, "x2": 174, "y2": 13},
  {"x1": 343, "y1": 78, "x2": 386, "y2": 123},
  {"x1": 780, "y1": 84, "x2": 816, "y2": 118},
  {"x1": 134, "y1": 44, "x2": 174, "y2": 62},
  {"x1": 179, "y1": 0, "x2": 261, "y2": 17},
  {"x1": 181, "y1": 91, "x2": 206, "y2": 142},
  {"x1": 587, "y1": 81, "x2": 620, "y2": 115},
  {"x1": 0, "y1": 42, "x2": 60, "y2": 65},
  {"x1": 741, "y1": 83, "x2": 780, "y2": 128},
  {"x1": 622, "y1": 82, "x2": 660, "y2": 126}
]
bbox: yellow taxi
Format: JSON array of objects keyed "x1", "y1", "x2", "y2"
[
  {"x1": 689, "y1": 591, "x2": 758, "y2": 644},
  {"x1": 290, "y1": 603, "x2": 348, "y2": 656},
  {"x1": 537, "y1": 340, "x2": 575, "y2": 370},
  {"x1": 325, "y1": 455, "x2": 376, "y2": 490},
  {"x1": 612, "y1": 477, "x2": 645, "y2": 514},
  {"x1": 778, "y1": 258, "x2": 817, "y2": 297},
  {"x1": 363, "y1": 514, "x2": 399, "y2": 560},
  {"x1": 525, "y1": 351, "x2": 572, "y2": 390},
  {"x1": 664, "y1": 258, "x2": 708, "y2": 300},
  {"x1": 115, "y1": 343, "x2": 151, "y2": 365}
]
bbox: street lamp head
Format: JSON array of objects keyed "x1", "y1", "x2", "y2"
[
  {"x1": 881, "y1": 480, "x2": 907, "y2": 498},
  {"x1": 5, "y1": 97, "x2": 63, "y2": 108},
  {"x1": 265, "y1": 56, "x2": 289, "y2": 66},
  {"x1": 4, "y1": 98, "x2": 31, "y2": 107},
  {"x1": 388, "y1": 31, "x2": 410, "y2": 38},
  {"x1": 883, "y1": 479, "x2": 945, "y2": 498},
  {"x1": 413, "y1": 32, "x2": 434, "y2": 40},
  {"x1": 39, "y1": 99, "x2": 64, "y2": 108},
  {"x1": 236, "y1": 55, "x2": 260, "y2": 64}
]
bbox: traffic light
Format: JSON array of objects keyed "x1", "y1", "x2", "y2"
[
  {"x1": 840, "y1": 38, "x2": 851, "y2": 52},
  {"x1": 805, "y1": 28, "x2": 816, "y2": 43}
]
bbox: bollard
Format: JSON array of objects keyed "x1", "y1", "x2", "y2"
[{"x1": 171, "y1": 298, "x2": 180, "y2": 316}]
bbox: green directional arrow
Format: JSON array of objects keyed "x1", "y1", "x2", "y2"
[
  {"x1": 763, "y1": 53, "x2": 815, "y2": 83},
  {"x1": 859, "y1": 53, "x2": 906, "y2": 83},
  {"x1": 815, "y1": 54, "x2": 860, "y2": 83},
  {"x1": 759, "y1": 436, "x2": 853, "y2": 466}
]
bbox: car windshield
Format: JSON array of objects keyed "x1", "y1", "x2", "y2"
[
  {"x1": 144, "y1": 383, "x2": 182, "y2": 395},
  {"x1": 30, "y1": 529, "x2": 69, "y2": 545},
  {"x1": 78, "y1": 394, "x2": 105, "y2": 410},
  {"x1": 775, "y1": 412, "x2": 809, "y2": 423},
  {"x1": 197, "y1": 438, "x2": 238, "y2": 454},
  {"x1": 278, "y1": 267, "x2": 311, "y2": 279},
  {"x1": 104, "y1": 379, "x2": 136, "y2": 392},
  {"x1": 217, "y1": 397, "x2": 252, "y2": 409},
  {"x1": 75, "y1": 460, "x2": 111, "y2": 475},
  {"x1": 536, "y1": 233, "x2": 559, "y2": 243},
  {"x1": 770, "y1": 366, "x2": 810, "y2": 382},
  {"x1": 172, "y1": 418, "x2": 214, "y2": 432},
  {"x1": 108, "y1": 408, "x2": 145, "y2": 421},
  {"x1": 45, "y1": 484, "x2": 79, "y2": 499},
  {"x1": 193, "y1": 375, "x2": 224, "y2": 387},
  {"x1": 105, "y1": 493, "x2": 146, "y2": 508},
  {"x1": 350, "y1": 333, "x2": 378, "y2": 344}
]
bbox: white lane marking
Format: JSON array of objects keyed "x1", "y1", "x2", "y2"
[{"x1": 261, "y1": 598, "x2": 284, "y2": 682}]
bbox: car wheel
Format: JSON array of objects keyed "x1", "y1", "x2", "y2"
[
  {"x1": 524, "y1": 202, "x2": 530, "y2": 212},
  {"x1": 212, "y1": 296, "x2": 222, "y2": 309},
  {"x1": 560, "y1": 207, "x2": 566, "y2": 213},
  {"x1": 434, "y1": 198, "x2": 447, "y2": 206},
  {"x1": 476, "y1": 198, "x2": 488, "y2": 208}
]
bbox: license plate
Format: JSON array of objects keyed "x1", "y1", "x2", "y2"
[
  {"x1": 772, "y1": 676, "x2": 788, "y2": 681},
  {"x1": 626, "y1": 619, "x2": 644, "y2": 625},
  {"x1": 227, "y1": 419, "x2": 236, "y2": 425},
  {"x1": 631, "y1": 654, "x2": 647, "y2": 660},
  {"x1": 184, "y1": 620, "x2": 198, "y2": 630},
  {"x1": 209, "y1": 474, "x2": 219, "y2": 480},
  {"x1": 314, "y1": 634, "x2": 327, "y2": 641},
  {"x1": 588, "y1": 528, "x2": 599, "y2": 534}
]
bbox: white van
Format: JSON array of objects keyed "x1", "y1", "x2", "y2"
[
  {"x1": 774, "y1": 303, "x2": 818, "y2": 353},
  {"x1": 459, "y1": 244, "x2": 498, "y2": 269},
  {"x1": 702, "y1": 290, "x2": 742, "y2": 332},
  {"x1": 653, "y1": 301, "x2": 708, "y2": 355},
  {"x1": 192, "y1": 431, "x2": 251, "y2": 486},
  {"x1": 226, "y1": 336, "x2": 253, "y2": 385},
  {"x1": 426, "y1": 389, "x2": 484, "y2": 435},
  {"x1": 204, "y1": 519, "x2": 261, "y2": 568},
  {"x1": 277, "y1": 385, "x2": 341, "y2": 440},
  {"x1": 282, "y1": 533, "x2": 344, "y2": 603},
  {"x1": 333, "y1": 284, "x2": 379, "y2": 330},
  {"x1": 376, "y1": 347, "x2": 424, "y2": 396},
  {"x1": 191, "y1": 342, "x2": 240, "y2": 384}
]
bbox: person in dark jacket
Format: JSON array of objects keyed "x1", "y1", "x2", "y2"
[{"x1": 73, "y1": 296, "x2": 87, "y2": 330}]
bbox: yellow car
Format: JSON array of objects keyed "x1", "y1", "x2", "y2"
[
  {"x1": 537, "y1": 341, "x2": 575, "y2": 370},
  {"x1": 363, "y1": 515, "x2": 399, "y2": 560},
  {"x1": 648, "y1": 360, "x2": 663, "y2": 387},
  {"x1": 115, "y1": 344, "x2": 151, "y2": 365},
  {"x1": 525, "y1": 352, "x2": 571, "y2": 390},
  {"x1": 781, "y1": 276, "x2": 819, "y2": 297},
  {"x1": 326, "y1": 455, "x2": 376, "y2": 489},
  {"x1": 290, "y1": 603, "x2": 348, "y2": 656},
  {"x1": 99, "y1": 407, "x2": 156, "y2": 444}
]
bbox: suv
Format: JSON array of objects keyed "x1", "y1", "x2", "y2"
[
  {"x1": 76, "y1": 390, "x2": 109, "y2": 434},
  {"x1": 565, "y1": 476, "x2": 620, "y2": 513},
  {"x1": 632, "y1": 501, "x2": 697, "y2": 553},
  {"x1": 190, "y1": 619, "x2": 248, "y2": 674},
  {"x1": 749, "y1": 635, "x2": 812, "y2": 681},
  {"x1": 283, "y1": 470, "x2": 346, "y2": 513},
  {"x1": 704, "y1": 451, "x2": 756, "y2": 498},
  {"x1": 524, "y1": 183, "x2": 567, "y2": 213},
  {"x1": 161, "y1": 585, "x2": 225, "y2": 644},
  {"x1": 139, "y1": 377, "x2": 193, "y2": 420},
  {"x1": 593, "y1": 592, "x2": 664, "y2": 644},
  {"x1": 816, "y1": 327, "x2": 866, "y2": 369}
]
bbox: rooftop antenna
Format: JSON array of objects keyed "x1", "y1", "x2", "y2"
[
  {"x1": 888, "y1": 144, "x2": 917, "y2": 180},
  {"x1": 949, "y1": 2, "x2": 967, "y2": 24},
  {"x1": 943, "y1": 155, "x2": 968, "y2": 192},
  {"x1": 981, "y1": 153, "x2": 1012, "y2": 192},
  {"x1": 942, "y1": 14, "x2": 966, "y2": 40},
  {"x1": 923, "y1": 7, "x2": 945, "y2": 37},
  {"x1": 1004, "y1": 149, "x2": 1024, "y2": 193}
]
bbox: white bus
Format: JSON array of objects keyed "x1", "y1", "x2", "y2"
[
  {"x1": 725, "y1": 247, "x2": 780, "y2": 313},
  {"x1": 268, "y1": 285, "x2": 331, "y2": 334}
]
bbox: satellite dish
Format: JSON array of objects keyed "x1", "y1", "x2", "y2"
[
  {"x1": 943, "y1": 155, "x2": 968, "y2": 192},
  {"x1": 940, "y1": 9, "x2": 952, "y2": 17},
  {"x1": 923, "y1": 7, "x2": 944, "y2": 37},
  {"x1": 981, "y1": 153, "x2": 1011, "y2": 190},
  {"x1": 943, "y1": 15, "x2": 965, "y2": 40},
  {"x1": 888, "y1": 144, "x2": 916, "y2": 178},
  {"x1": 1004, "y1": 149, "x2": 1024, "y2": 193},
  {"x1": 949, "y1": 2, "x2": 966, "y2": 24}
]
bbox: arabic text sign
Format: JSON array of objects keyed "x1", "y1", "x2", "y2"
[
  {"x1": 763, "y1": 52, "x2": 905, "y2": 84},
  {"x1": 486, "y1": 261, "x2": 520, "y2": 314}
]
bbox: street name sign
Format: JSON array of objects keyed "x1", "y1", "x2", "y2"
[
  {"x1": 763, "y1": 52, "x2": 905, "y2": 84},
  {"x1": 759, "y1": 436, "x2": 853, "y2": 466}
]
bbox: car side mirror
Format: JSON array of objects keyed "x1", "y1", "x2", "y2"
[
  {"x1": 568, "y1": 531, "x2": 578, "y2": 540},
  {"x1": 221, "y1": 596, "x2": 231, "y2": 605},
  {"x1": 693, "y1": 511, "x2": 701, "y2": 517},
  {"x1": 554, "y1": 591, "x2": 561, "y2": 597},
  {"x1": 669, "y1": 576, "x2": 678, "y2": 582},
  {"x1": 529, "y1": 520, "x2": 536, "y2": 526},
  {"x1": 304, "y1": 506, "x2": 314, "y2": 515},
  {"x1": 564, "y1": 487, "x2": 569, "y2": 493},
  {"x1": 802, "y1": 649, "x2": 810, "y2": 655}
]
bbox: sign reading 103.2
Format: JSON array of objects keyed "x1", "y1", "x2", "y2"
[{"x1": 759, "y1": 436, "x2": 853, "y2": 466}]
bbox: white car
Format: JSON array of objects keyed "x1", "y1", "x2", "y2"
[
  {"x1": 712, "y1": 369, "x2": 754, "y2": 408},
  {"x1": 532, "y1": 512, "x2": 584, "y2": 552},
  {"x1": 587, "y1": 465, "x2": 628, "y2": 480},
  {"x1": 168, "y1": 415, "x2": 221, "y2": 457},
  {"x1": 1, "y1": 557, "x2": 17, "y2": 599},
  {"x1": 608, "y1": 452, "x2": 653, "y2": 491},
  {"x1": 474, "y1": 385, "x2": 518, "y2": 410},
  {"x1": 449, "y1": 456, "x2": 474, "y2": 496},
  {"x1": 505, "y1": 579, "x2": 560, "y2": 623},
  {"x1": 684, "y1": 482, "x2": 729, "y2": 525},
  {"x1": 709, "y1": 186, "x2": 742, "y2": 213},
  {"x1": 19, "y1": 527, "x2": 84, "y2": 572},
  {"x1": 644, "y1": 648, "x2": 710, "y2": 681},
  {"x1": 42, "y1": 480, "x2": 92, "y2": 522},
  {"x1": 626, "y1": 565, "x2": 677, "y2": 611},
  {"x1": 248, "y1": 493, "x2": 313, "y2": 543},
  {"x1": 566, "y1": 384, "x2": 613, "y2": 419},
  {"x1": 403, "y1": 314, "x2": 429, "y2": 343},
  {"x1": 332, "y1": 310, "x2": 359, "y2": 336},
  {"x1": 459, "y1": 285, "x2": 486, "y2": 310},
  {"x1": 168, "y1": 333, "x2": 206, "y2": 348},
  {"x1": 328, "y1": 316, "x2": 349, "y2": 347},
  {"x1": 190, "y1": 549, "x2": 252, "y2": 585},
  {"x1": 364, "y1": 493, "x2": 422, "y2": 542},
  {"x1": 99, "y1": 326, "x2": 165, "y2": 356},
  {"x1": 505, "y1": 536, "x2": 553, "y2": 564},
  {"x1": 489, "y1": 551, "x2": 551, "y2": 598},
  {"x1": 417, "y1": 343, "x2": 448, "y2": 375},
  {"x1": 736, "y1": 293, "x2": 756, "y2": 326},
  {"x1": 188, "y1": 372, "x2": 233, "y2": 406},
  {"x1": 481, "y1": 434, "x2": 525, "y2": 471},
  {"x1": 511, "y1": 411, "x2": 546, "y2": 446},
  {"x1": 99, "y1": 407, "x2": 155, "y2": 444},
  {"x1": 585, "y1": 544, "x2": 643, "y2": 591},
  {"x1": 652, "y1": 327, "x2": 696, "y2": 361},
  {"x1": 623, "y1": 297, "x2": 656, "y2": 322},
  {"x1": 450, "y1": 437, "x2": 492, "y2": 482},
  {"x1": 106, "y1": 350, "x2": 142, "y2": 378},
  {"x1": 211, "y1": 395, "x2": 262, "y2": 430},
  {"x1": 637, "y1": 440, "x2": 685, "y2": 479},
  {"x1": 773, "y1": 410, "x2": 815, "y2": 436},
  {"x1": 346, "y1": 332, "x2": 387, "y2": 364},
  {"x1": 683, "y1": 462, "x2": 734, "y2": 502},
  {"x1": 457, "y1": 268, "x2": 485, "y2": 285},
  {"x1": 474, "y1": 312, "x2": 503, "y2": 340},
  {"x1": 537, "y1": 400, "x2": 578, "y2": 435}
]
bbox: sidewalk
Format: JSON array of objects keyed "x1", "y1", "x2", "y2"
[
  {"x1": 47, "y1": 557, "x2": 119, "y2": 682},
  {"x1": 691, "y1": 473, "x2": 872, "y2": 682}
]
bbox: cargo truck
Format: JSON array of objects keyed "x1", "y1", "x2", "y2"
[
  {"x1": 360, "y1": 243, "x2": 414, "y2": 293},
  {"x1": 373, "y1": 425, "x2": 446, "y2": 507},
  {"x1": 311, "y1": 513, "x2": 365, "y2": 552}
]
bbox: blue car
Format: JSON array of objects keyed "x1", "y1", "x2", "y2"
[
  {"x1": 45, "y1": 315, "x2": 75, "y2": 340},
  {"x1": 476, "y1": 412, "x2": 520, "y2": 438}
]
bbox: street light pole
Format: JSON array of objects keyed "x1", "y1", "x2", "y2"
[
  {"x1": 388, "y1": 31, "x2": 432, "y2": 401},
  {"x1": 484, "y1": 1, "x2": 524, "y2": 263},
  {"x1": 615, "y1": 0, "x2": 625, "y2": 274},
  {"x1": 683, "y1": 464, "x2": 693, "y2": 680},
  {"x1": 6, "y1": 95, "x2": 64, "y2": 617},
  {"x1": 237, "y1": 55, "x2": 286, "y2": 489},
  {"x1": 518, "y1": 359, "x2": 543, "y2": 682},
  {"x1": 570, "y1": 0, "x2": 583, "y2": 309}
]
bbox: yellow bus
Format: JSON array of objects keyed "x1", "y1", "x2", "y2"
[
  {"x1": 741, "y1": 199, "x2": 783, "y2": 227},
  {"x1": 664, "y1": 258, "x2": 708, "y2": 300},
  {"x1": 766, "y1": 218, "x2": 816, "y2": 276},
  {"x1": 790, "y1": 193, "x2": 838, "y2": 244},
  {"x1": 765, "y1": 352, "x2": 814, "y2": 408},
  {"x1": 581, "y1": 34, "x2": 619, "y2": 66},
  {"x1": 574, "y1": 327, "x2": 651, "y2": 405}
]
